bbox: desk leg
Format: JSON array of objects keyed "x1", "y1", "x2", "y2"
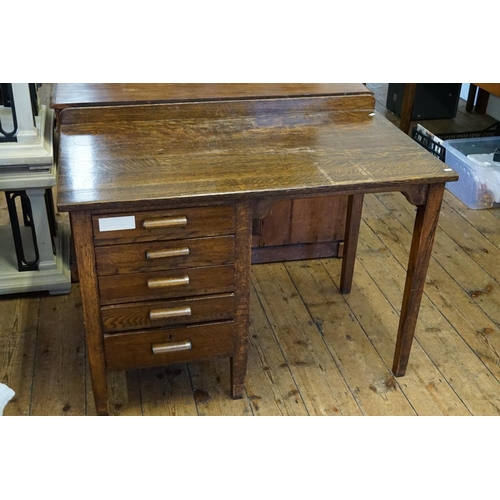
[
  {"x1": 392, "y1": 183, "x2": 445, "y2": 376},
  {"x1": 231, "y1": 200, "x2": 253, "y2": 399},
  {"x1": 475, "y1": 88, "x2": 490, "y2": 114},
  {"x1": 466, "y1": 84, "x2": 477, "y2": 112},
  {"x1": 340, "y1": 194, "x2": 364, "y2": 294},
  {"x1": 70, "y1": 211, "x2": 109, "y2": 415},
  {"x1": 400, "y1": 83, "x2": 417, "y2": 135}
]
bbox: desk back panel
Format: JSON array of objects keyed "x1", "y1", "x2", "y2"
[{"x1": 51, "y1": 83, "x2": 372, "y2": 111}]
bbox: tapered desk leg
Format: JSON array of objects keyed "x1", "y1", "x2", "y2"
[
  {"x1": 475, "y1": 88, "x2": 490, "y2": 114},
  {"x1": 231, "y1": 200, "x2": 253, "y2": 398},
  {"x1": 466, "y1": 84, "x2": 477, "y2": 112},
  {"x1": 392, "y1": 183, "x2": 445, "y2": 376},
  {"x1": 400, "y1": 83, "x2": 417, "y2": 135},
  {"x1": 340, "y1": 194, "x2": 364, "y2": 294},
  {"x1": 70, "y1": 211, "x2": 109, "y2": 415}
]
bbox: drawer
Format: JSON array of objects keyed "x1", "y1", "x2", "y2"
[
  {"x1": 101, "y1": 293, "x2": 235, "y2": 333},
  {"x1": 104, "y1": 322, "x2": 235, "y2": 371},
  {"x1": 95, "y1": 235, "x2": 234, "y2": 276},
  {"x1": 93, "y1": 206, "x2": 235, "y2": 245},
  {"x1": 98, "y1": 265, "x2": 234, "y2": 305}
]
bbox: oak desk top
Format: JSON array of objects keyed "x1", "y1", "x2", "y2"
[{"x1": 57, "y1": 97, "x2": 456, "y2": 212}]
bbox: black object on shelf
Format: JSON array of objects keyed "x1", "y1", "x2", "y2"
[
  {"x1": 0, "y1": 83, "x2": 18, "y2": 143},
  {"x1": 5, "y1": 191, "x2": 40, "y2": 272},
  {"x1": 0, "y1": 83, "x2": 40, "y2": 142},
  {"x1": 4, "y1": 189, "x2": 57, "y2": 272},
  {"x1": 387, "y1": 83, "x2": 461, "y2": 120}
]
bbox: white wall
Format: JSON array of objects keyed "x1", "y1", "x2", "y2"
[
  {"x1": 460, "y1": 83, "x2": 471, "y2": 101},
  {"x1": 487, "y1": 95, "x2": 500, "y2": 121}
]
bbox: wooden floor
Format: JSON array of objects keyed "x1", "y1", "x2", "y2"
[{"x1": 2, "y1": 83, "x2": 500, "y2": 416}]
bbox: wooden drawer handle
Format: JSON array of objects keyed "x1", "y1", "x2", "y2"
[
  {"x1": 142, "y1": 216, "x2": 187, "y2": 229},
  {"x1": 147, "y1": 276, "x2": 190, "y2": 288},
  {"x1": 152, "y1": 340, "x2": 192, "y2": 354},
  {"x1": 149, "y1": 306, "x2": 192, "y2": 320},
  {"x1": 146, "y1": 247, "x2": 190, "y2": 260}
]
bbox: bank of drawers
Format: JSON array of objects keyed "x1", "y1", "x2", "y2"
[{"x1": 91, "y1": 205, "x2": 237, "y2": 371}]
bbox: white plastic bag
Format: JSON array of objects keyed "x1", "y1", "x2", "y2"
[{"x1": 0, "y1": 383, "x2": 15, "y2": 415}]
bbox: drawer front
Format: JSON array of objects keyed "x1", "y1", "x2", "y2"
[
  {"x1": 98, "y1": 265, "x2": 234, "y2": 305},
  {"x1": 95, "y1": 235, "x2": 234, "y2": 276},
  {"x1": 101, "y1": 293, "x2": 235, "y2": 333},
  {"x1": 93, "y1": 206, "x2": 235, "y2": 245},
  {"x1": 104, "y1": 322, "x2": 235, "y2": 371}
]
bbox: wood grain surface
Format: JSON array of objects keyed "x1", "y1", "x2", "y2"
[
  {"x1": 104, "y1": 322, "x2": 235, "y2": 371},
  {"x1": 92, "y1": 206, "x2": 235, "y2": 245},
  {"x1": 95, "y1": 235, "x2": 234, "y2": 275},
  {"x1": 101, "y1": 293, "x2": 235, "y2": 332},
  {"x1": 51, "y1": 83, "x2": 375, "y2": 262},
  {"x1": 69, "y1": 211, "x2": 109, "y2": 415},
  {"x1": 51, "y1": 83, "x2": 372, "y2": 110},
  {"x1": 57, "y1": 100, "x2": 456, "y2": 213},
  {"x1": 98, "y1": 265, "x2": 235, "y2": 304}
]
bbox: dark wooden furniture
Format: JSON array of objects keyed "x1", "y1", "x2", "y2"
[
  {"x1": 51, "y1": 84, "x2": 374, "y2": 263},
  {"x1": 466, "y1": 84, "x2": 500, "y2": 114},
  {"x1": 400, "y1": 83, "x2": 500, "y2": 134},
  {"x1": 399, "y1": 83, "x2": 418, "y2": 134},
  {"x1": 50, "y1": 83, "x2": 372, "y2": 112},
  {"x1": 56, "y1": 96, "x2": 457, "y2": 415}
]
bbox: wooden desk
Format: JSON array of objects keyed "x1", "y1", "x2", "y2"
[
  {"x1": 56, "y1": 97, "x2": 457, "y2": 415},
  {"x1": 51, "y1": 84, "x2": 374, "y2": 263}
]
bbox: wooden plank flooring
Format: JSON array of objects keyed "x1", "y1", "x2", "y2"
[{"x1": 2, "y1": 83, "x2": 500, "y2": 416}]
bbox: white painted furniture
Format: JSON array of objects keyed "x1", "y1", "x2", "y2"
[{"x1": 0, "y1": 84, "x2": 70, "y2": 295}]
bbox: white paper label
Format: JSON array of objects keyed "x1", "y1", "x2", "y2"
[{"x1": 98, "y1": 216, "x2": 136, "y2": 232}]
